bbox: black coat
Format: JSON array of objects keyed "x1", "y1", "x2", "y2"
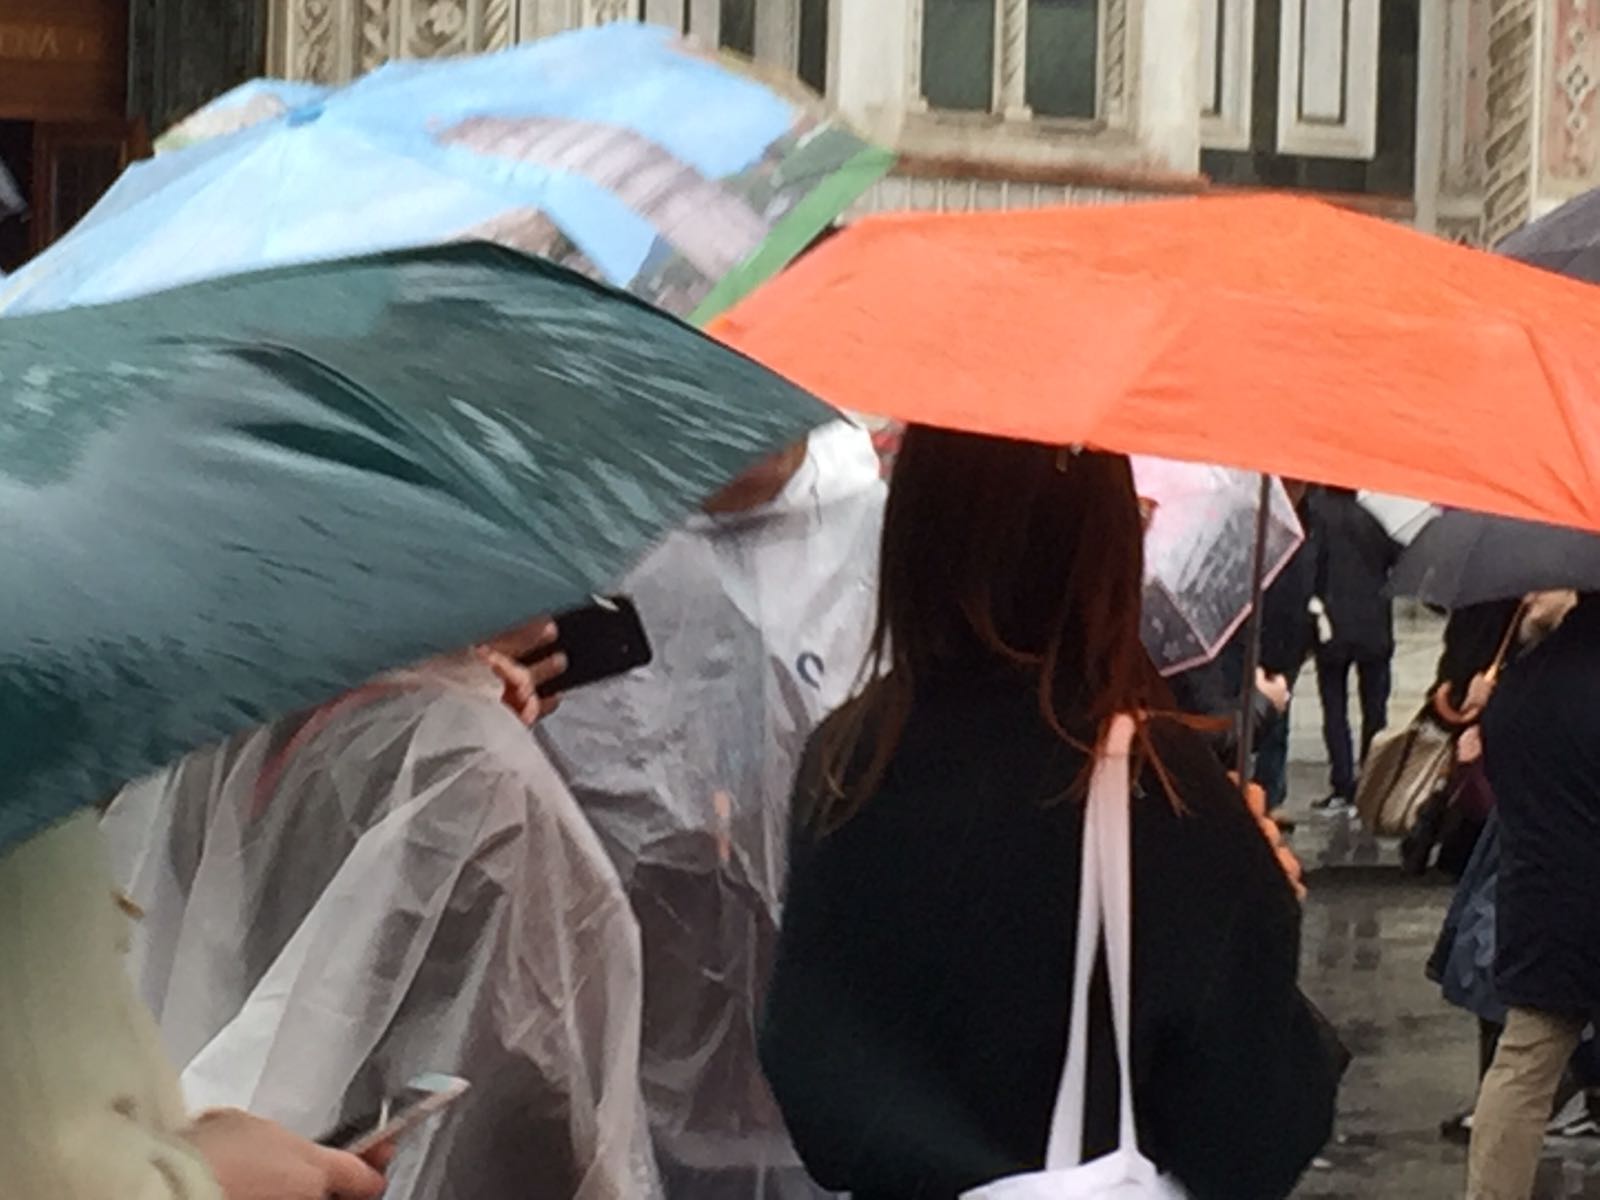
[
  {"x1": 1260, "y1": 511, "x2": 1318, "y2": 680},
  {"x1": 1483, "y1": 598, "x2": 1600, "y2": 1017},
  {"x1": 1167, "y1": 639, "x2": 1277, "y2": 766},
  {"x1": 1306, "y1": 490, "x2": 1401, "y2": 660},
  {"x1": 1434, "y1": 599, "x2": 1522, "y2": 720},
  {"x1": 761, "y1": 669, "x2": 1338, "y2": 1200}
]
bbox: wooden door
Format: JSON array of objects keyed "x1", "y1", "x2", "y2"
[{"x1": 29, "y1": 118, "x2": 148, "y2": 252}]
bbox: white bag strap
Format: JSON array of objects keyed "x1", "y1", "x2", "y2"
[{"x1": 1044, "y1": 714, "x2": 1140, "y2": 1169}]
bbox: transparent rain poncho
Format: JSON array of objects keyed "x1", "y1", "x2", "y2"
[
  {"x1": 540, "y1": 421, "x2": 885, "y2": 1197},
  {"x1": 102, "y1": 662, "x2": 658, "y2": 1200}
]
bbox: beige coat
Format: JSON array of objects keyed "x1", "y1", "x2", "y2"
[{"x1": 0, "y1": 812, "x2": 220, "y2": 1199}]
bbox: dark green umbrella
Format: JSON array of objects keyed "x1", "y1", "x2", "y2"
[{"x1": 0, "y1": 242, "x2": 830, "y2": 855}]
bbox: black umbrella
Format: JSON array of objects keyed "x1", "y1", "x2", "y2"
[
  {"x1": 1498, "y1": 188, "x2": 1600, "y2": 282},
  {"x1": 1390, "y1": 510, "x2": 1600, "y2": 609}
]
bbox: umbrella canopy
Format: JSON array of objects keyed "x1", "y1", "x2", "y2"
[
  {"x1": 1390, "y1": 511, "x2": 1600, "y2": 609},
  {"x1": 0, "y1": 242, "x2": 831, "y2": 856},
  {"x1": 1133, "y1": 459, "x2": 1302, "y2": 676},
  {"x1": 0, "y1": 23, "x2": 890, "y2": 322},
  {"x1": 1497, "y1": 188, "x2": 1600, "y2": 283},
  {"x1": 712, "y1": 194, "x2": 1600, "y2": 533}
]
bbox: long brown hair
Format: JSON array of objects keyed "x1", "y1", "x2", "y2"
[{"x1": 816, "y1": 425, "x2": 1174, "y2": 830}]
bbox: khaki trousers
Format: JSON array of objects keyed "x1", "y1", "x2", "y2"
[{"x1": 1467, "y1": 1006, "x2": 1587, "y2": 1200}]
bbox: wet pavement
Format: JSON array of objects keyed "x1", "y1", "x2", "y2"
[
  {"x1": 1282, "y1": 608, "x2": 1600, "y2": 1196},
  {"x1": 1290, "y1": 857, "x2": 1600, "y2": 1198}
]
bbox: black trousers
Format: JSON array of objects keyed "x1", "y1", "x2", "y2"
[{"x1": 1315, "y1": 647, "x2": 1392, "y2": 798}]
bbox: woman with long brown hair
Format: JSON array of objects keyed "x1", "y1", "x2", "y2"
[{"x1": 759, "y1": 427, "x2": 1337, "y2": 1199}]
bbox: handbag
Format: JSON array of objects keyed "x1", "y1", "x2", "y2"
[
  {"x1": 1356, "y1": 602, "x2": 1526, "y2": 839},
  {"x1": 962, "y1": 716, "x2": 1188, "y2": 1200},
  {"x1": 1355, "y1": 717, "x2": 1453, "y2": 838}
]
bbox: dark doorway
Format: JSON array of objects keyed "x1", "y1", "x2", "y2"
[{"x1": 0, "y1": 120, "x2": 34, "y2": 272}]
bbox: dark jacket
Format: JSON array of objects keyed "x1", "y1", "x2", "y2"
[
  {"x1": 1434, "y1": 599, "x2": 1522, "y2": 724},
  {"x1": 1307, "y1": 489, "x2": 1401, "y2": 660},
  {"x1": 761, "y1": 669, "x2": 1339, "y2": 1200},
  {"x1": 1167, "y1": 637, "x2": 1276, "y2": 766},
  {"x1": 1484, "y1": 598, "x2": 1600, "y2": 1017},
  {"x1": 1167, "y1": 527, "x2": 1316, "y2": 766},
  {"x1": 1260, "y1": 508, "x2": 1318, "y2": 680}
]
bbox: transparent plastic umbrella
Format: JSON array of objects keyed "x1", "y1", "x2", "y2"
[{"x1": 1133, "y1": 458, "x2": 1304, "y2": 677}]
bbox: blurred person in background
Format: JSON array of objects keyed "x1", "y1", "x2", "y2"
[
  {"x1": 1251, "y1": 482, "x2": 1318, "y2": 823},
  {"x1": 1306, "y1": 486, "x2": 1402, "y2": 811},
  {"x1": 542, "y1": 419, "x2": 884, "y2": 1198}
]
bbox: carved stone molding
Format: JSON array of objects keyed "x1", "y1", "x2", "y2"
[
  {"x1": 848, "y1": 174, "x2": 1153, "y2": 219},
  {"x1": 404, "y1": 0, "x2": 471, "y2": 58},
  {"x1": 357, "y1": 0, "x2": 394, "y2": 72},
  {"x1": 272, "y1": 0, "x2": 556, "y2": 79},
  {"x1": 1546, "y1": 0, "x2": 1600, "y2": 183},
  {"x1": 1439, "y1": 0, "x2": 1490, "y2": 197},
  {"x1": 582, "y1": 0, "x2": 640, "y2": 22},
  {"x1": 289, "y1": 0, "x2": 343, "y2": 82},
  {"x1": 483, "y1": 0, "x2": 515, "y2": 47},
  {"x1": 1482, "y1": 0, "x2": 1538, "y2": 245},
  {"x1": 1102, "y1": 0, "x2": 1129, "y2": 122},
  {"x1": 998, "y1": 0, "x2": 1029, "y2": 117}
]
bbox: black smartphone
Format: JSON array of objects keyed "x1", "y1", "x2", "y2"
[{"x1": 524, "y1": 594, "x2": 653, "y2": 698}]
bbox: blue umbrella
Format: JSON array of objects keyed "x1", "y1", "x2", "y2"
[
  {"x1": 0, "y1": 23, "x2": 891, "y2": 321},
  {"x1": 0, "y1": 242, "x2": 831, "y2": 856}
]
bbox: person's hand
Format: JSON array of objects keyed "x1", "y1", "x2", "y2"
[
  {"x1": 1255, "y1": 669, "x2": 1291, "y2": 714},
  {"x1": 1464, "y1": 671, "x2": 1495, "y2": 715},
  {"x1": 1457, "y1": 725, "x2": 1484, "y2": 765},
  {"x1": 1231, "y1": 774, "x2": 1307, "y2": 902},
  {"x1": 183, "y1": 1109, "x2": 387, "y2": 1200},
  {"x1": 478, "y1": 618, "x2": 566, "y2": 725}
]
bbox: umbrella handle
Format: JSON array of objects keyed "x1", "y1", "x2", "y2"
[{"x1": 1234, "y1": 473, "x2": 1276, "y2": 785}]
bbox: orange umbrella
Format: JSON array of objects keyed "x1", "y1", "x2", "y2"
[{"x1": 713, "y1": 194, "x2": 1600, "y2": 533}]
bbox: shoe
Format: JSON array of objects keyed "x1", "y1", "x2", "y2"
[
  {"x1": 1547, "y1": 1091, "x2": 1590, "y2": 1137},
  {"x1": 1441, "y1": 1110, "x2": 1473, "y2": 1145},
  {"x1": 1549, "y1": 1115, "x2": 1600, "y2": 1141},
  {"x1": 1314, "y1": 793, "x2": 1354, "y2": 813}
]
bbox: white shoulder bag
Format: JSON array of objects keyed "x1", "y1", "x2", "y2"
[{"x1": 963, "y1": 716, "x2": 1189, "y2": 1200}]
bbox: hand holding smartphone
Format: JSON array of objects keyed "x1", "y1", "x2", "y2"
[
  {"x1": 319, "y1": 1073, "x2": 470, "y2": 1158},
  {"x1": 522, "y1": 595, "x2": 653, "y2": 698}
]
